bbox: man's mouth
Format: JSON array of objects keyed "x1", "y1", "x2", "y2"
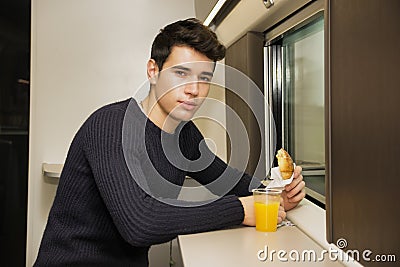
[{"x1": 178, "y1": 100, "x2": 197, "y2": 111}]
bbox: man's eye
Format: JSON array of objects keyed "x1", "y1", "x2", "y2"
[
  {"x1": 199, "y1": 76, "x2": 211, "y2": 82},
  {"x1": 175, "y1": 71, "x2": 187, "y2": 77}
]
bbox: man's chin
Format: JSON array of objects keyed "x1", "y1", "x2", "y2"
[{"x1": 168, "y1": 111, "x2": 195, "y2": 122}]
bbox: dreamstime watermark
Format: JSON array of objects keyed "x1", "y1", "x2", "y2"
[{"x1": 257, "y1": 238, "x2": 397, "y2": 263}]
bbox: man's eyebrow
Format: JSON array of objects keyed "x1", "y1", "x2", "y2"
[
  {"x1": 201, "y1": 71, "x2": 214, "y2": 77},
  {"x1": 171, "y1": 66, "x2": 213, "y2": 77},
  {"x1": 171, "y1": 66, "x2": 191, "y2": 72}
]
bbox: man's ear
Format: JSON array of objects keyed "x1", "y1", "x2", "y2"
[{"x1": 147, "y1": 59, "x2": 159, "y2": 85}]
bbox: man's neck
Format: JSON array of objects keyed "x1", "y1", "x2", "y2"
[{"x1": 141, "y1": 94, "x2": 180, "y2": 134}]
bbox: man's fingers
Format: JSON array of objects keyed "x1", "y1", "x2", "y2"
[
  {"x1": 278, "y1": 206, "x2": 286, "y2": 223},
  {"x1": 294, "y1": 165, "x2": 302, "y2": 176},
  {"x1": 285, "y1": 174, "x2": 303, "y2": 191},
  {"x1": 288, "y1": 188, "x2": 306, "y2": 203}
]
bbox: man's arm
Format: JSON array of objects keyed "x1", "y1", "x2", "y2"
[{"x1": 187, "y1": 122, "x2": 305, "y2": 211}]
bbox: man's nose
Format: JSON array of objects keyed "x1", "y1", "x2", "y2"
[{"x1": 185, "y1": 80, "x2": 199, "y2": 96}]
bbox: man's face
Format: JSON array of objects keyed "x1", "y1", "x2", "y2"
[{"x1": 150, "y1": 46, "x2": 214, "y2": 124}]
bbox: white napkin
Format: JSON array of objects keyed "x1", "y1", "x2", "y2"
[{"x1": 266, "y1": 163, "x2": 296, "y2": 189}]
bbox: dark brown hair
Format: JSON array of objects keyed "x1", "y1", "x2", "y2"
[{"x1": 150, "y1": 18, "x2": 226, "y2": 70}]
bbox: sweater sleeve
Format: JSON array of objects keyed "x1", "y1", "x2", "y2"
[
  {"x1": 81, "y1": 107, "x2": 245, "y2": 247},
  {"x1": 185, "y1": 122, "x2": 263, "y2": 197},
  {"x1": 189, "y1": 153, "x2": 260, "y2": 197}
]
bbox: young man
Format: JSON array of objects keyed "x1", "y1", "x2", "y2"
[{"x1": 34, "y1": 18, "x2": 305, "y2": 266}]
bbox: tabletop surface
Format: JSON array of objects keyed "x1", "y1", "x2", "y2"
[{"x1": 178, "y1": 225, "x2": 344, "y2": 266}]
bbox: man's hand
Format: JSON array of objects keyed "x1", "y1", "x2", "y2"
[
  {"x1": 278, "y1": 197, "x2": 286, "y2": 224},
  {"x1": 238, "y1": 196, "x2": 286, "y2": 226},
  {"x1": 238, "y1": 196, "x2": 255, "y2": 226},
  {"x1": 281, "y1": 165, "x2": 306, "y2": 211}
]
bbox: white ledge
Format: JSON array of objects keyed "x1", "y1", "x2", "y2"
[
  {"x1": 287, "y1": 199, "x2": 363, "y2": 267},
  {"x1": 42, "y1": 163, "x2": 63, "y2": 178}
]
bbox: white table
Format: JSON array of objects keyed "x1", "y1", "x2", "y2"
[{"x1": 178, "y1": 201, "x2": 346, "y2": 267}]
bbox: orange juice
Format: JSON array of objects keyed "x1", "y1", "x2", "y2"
[{"x1": 254, "y1": 201, "x2": 280, "y2": 232}]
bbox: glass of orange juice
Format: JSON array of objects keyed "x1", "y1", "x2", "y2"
[{"x1": 253, "y1": 188, "x2": 282, "y2": 232}]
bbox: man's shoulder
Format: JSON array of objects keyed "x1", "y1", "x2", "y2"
[
  {"x1": 87, "y1": 98, "x2": 140, "y2": 121},
  {"x1": 94, "y1": 98, "x2": 131, "y2": 115},
  {"x1": 79, "y1": 98, "x2": 134, "y2": 131}
]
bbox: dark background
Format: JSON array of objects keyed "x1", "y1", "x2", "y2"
[{"x1": 0, "y1": 0, "x2": 30, "y2": 266}]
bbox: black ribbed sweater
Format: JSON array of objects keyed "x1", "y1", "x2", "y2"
[{"x1": 34, "y1": 98, "x2": 258, "y2": 266}]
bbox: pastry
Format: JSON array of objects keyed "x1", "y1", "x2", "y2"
[{"x1": 276, "y1": 148, "x2": 294, "y2": 179}]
